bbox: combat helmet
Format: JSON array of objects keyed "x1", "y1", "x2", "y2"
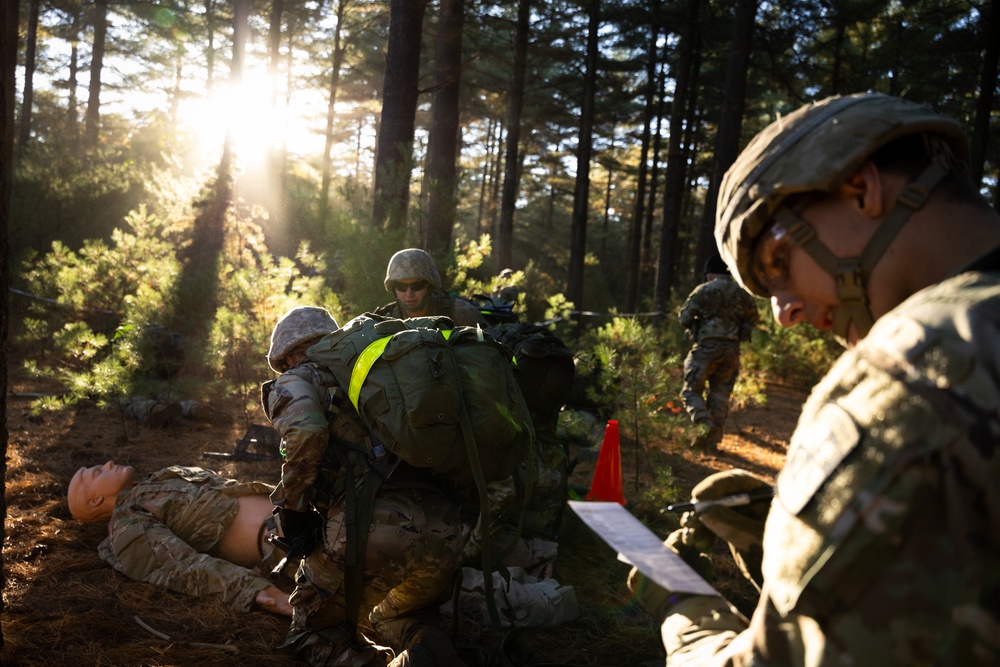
[
  {"x1": 383, "y1": 248, "x2": 443, "y2": 292},
  {"x1": 716, "y1": 93, "x2": 968, "y2": 343},
  {"x1": 703, "y1": 253, "x2": 730, "y2": 278},
  {"x1": 266, "y1": 306, "x2": 339, "y2": 372}
]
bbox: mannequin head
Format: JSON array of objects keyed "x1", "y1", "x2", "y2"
[{"x1": 68, "y1": 461, "x2": 136, "y2": 522}]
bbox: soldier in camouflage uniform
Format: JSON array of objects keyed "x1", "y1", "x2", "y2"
[
  {"x1": 374, "y1": 248, "x2": 487, "y2": 326},
  {"x1": 264, "y1": 306, "x2": 468, "y2": 667},
  {"x1": 68, "y1": 462, "x2": 292, "y2": 616},
  {"x1": 627, "y1": 93, "x2": 1000, "y2": 665},
  {"x1": 679, "y1": 253, "x2": 759, "y2": 450}
]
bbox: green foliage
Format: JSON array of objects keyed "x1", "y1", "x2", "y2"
[
  {"x1": 15, "y1": 206, "x2": 183, "y2": 409},
  {"x1": 11, "y1": 127, "x2": 187, "y2": 261},
  {"x1": 203, "y1": 216, "x2": 346, "y2": 410},
  {"x1": 741, "y1": 301, "x2": 840, "y2": 390},
  {"x1": 638, "y1": 465, "x2": 681, "y2": 510},
  {"x1": 577, "y1": 316, "x2": 694, "y2": 458}
]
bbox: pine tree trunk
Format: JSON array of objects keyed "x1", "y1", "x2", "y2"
[
  {"x1": 567, "y1": 0, "x2": 600, "y2": 307},
  {"x1": 696, "y1": 0, "x2": 757, "y2": 273},
  {"x1": 321, "y1": 0, "x2": 349, "y2": 222},
  {"x1": 0, "y1": 0, "x2": 20, "y2": 647},
  {"x1": 372, "y1": 0, "x2": 428, "y2": 231},
  {"x1": 497, "y1": 0, "x2": 531, "y2": 271},
  {"x1": 423, "y1": 0, "x2": 465, "y2": 257},
  {"x1": 654, "y1": 0, "x2": 699, "y2": 313},
  {"x1": 16, "y1": 0, "x2": 39, "y2": 157},
  {"x1": 85, "y1": 0, "x2": 109, "y2": 147}
]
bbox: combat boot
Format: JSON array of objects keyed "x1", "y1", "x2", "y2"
[{"x1": 374, "y1": 609, "x2": 467, "y2": 667}]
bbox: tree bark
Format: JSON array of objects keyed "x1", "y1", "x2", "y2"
[
  {"x1": 970, "y1": 0, "x2": 999, "y2": 188},
  {"x1": 625, "y1": 1, "x2": 660, "y2": 313},
  {"x1": 497, "y1": 0, "x2": 530, "y2": 271},
  {"x1": 696, "y1": 0, "x2": 757, "y2": 273},
  {"x1": 17, "y1": 0, "x2": 39, "y2": 157},
  {"x1": 320, "y1": 0, "x2": 350, "y2": 222},
  {"x1": 654, "y1": 0, "x2": 700, "y2": 312},
  {"x1": 423, "y1": 0, "x2": 465, "y2": 257},
  {"x1": 372, "y1": 0, "x2": 428, "y2": 231},
  {"x1": 205, "y1": 0, "x2": 216, "y2": 92},
  {"x1": 67, "y1": 8, "x2": 81, "y2": 137},
  {"x1": 566, "y1": 0, "x2": 600, "y2": 307},
  {"x1": 1, "y1": 0, "x2": 20, "y2": 645},
  {"x1": 642, "y1": 60, "x2": 666, "y2": 305},
  {"x1": 85, "y1": 0, "x2": 109, "y2": 147}
]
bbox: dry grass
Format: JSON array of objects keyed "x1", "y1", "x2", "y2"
[{"x1": 2, "y1": 364, "x2": 802, "y2": 666}]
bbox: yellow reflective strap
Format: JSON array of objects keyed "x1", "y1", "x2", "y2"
[
  {"x1": 349, "y1": 329, "x2": 452, "y2": 409},
  {"x1": 349, "y1": 336, "x2": 391, "y2": 410}
]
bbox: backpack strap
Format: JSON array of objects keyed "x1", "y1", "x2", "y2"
[
  {"x1": 455, "y1": 377, "x2": 503, "y2": 626},
  {"x1": 340, "y1": 442, "x2": 385, "y2": 640},
  {"x1": 318, "y1": 387, "x2": 392, "y2": 643}
]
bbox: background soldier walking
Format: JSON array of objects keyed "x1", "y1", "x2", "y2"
[{"x1": 678, "y1": 254, "x2": 758, "y2": 450}]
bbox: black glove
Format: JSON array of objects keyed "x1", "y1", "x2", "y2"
[
  {"x1": 268, "y1": 507, "x2": 323, "y2": 582},
  {"x1": 277, "y1": 506, "x2": 322, "y2": 542}
]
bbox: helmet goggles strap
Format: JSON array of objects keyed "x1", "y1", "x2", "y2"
[{"x1": 772, "y1": 158, "x2": 949, "y2": 345}]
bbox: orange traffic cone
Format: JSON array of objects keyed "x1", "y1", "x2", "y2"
[{"x1": 587, "y1": 419, "x2": 626, "y2": 505}]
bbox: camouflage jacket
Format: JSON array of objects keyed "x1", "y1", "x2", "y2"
[
  {"x1": 97, "y1": 466, "x2": 277, "y2": 613},
  {"x1": 264, "y1": 362, "x2": 387, "y2": 515},
  {"x1": 659, "y1": 264, "x2": 1000, "y2": 665},
  {"x1": 374, "y1": 291, "x2": 488, "y2": 327},
  {"x1": 679, "y1": 276, "x2": 759, "y2": 343}
]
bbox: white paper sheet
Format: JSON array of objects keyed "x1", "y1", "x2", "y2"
[{"x1": 568, "y1": 500, "x2": 718, "y2": 597}]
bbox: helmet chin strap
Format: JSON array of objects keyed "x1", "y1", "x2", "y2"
[{"x1": 772, "y1": 158, "x2": 950, "y2": 346}]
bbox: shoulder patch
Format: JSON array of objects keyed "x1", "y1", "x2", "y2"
[{"x1": 777, "y1": 403, "x2": 861, "y2": 515}]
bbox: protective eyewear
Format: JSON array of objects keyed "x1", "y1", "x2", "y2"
[{"x1": 392, "y1": 280, "x2": 429, "y2": 294}]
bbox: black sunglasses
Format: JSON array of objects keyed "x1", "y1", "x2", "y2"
[{"x1": 392, "y1": 280, "x2": 429, "y2": 293}]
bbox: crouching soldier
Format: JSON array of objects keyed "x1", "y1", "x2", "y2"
[{"x1": 264, "y1": 306, "x2": 469, "y2": 667}]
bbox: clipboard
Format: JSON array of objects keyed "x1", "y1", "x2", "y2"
[{"x1": 568, "y1": 500, "x2": 718, "y2": 597}]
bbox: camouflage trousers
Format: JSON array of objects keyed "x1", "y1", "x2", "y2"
[
  {"x1": 681, "y1": 339, "x2": 741, "y2": 446},
  {"x1": 284, "y1": 482, "x2": 468, "y2": 667}
]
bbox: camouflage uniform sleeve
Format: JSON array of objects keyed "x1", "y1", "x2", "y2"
[
  {"x1": 97, "y1": 507, "x2": 271, "y2": 613},
  {"x1": 266, "y1": 363, "x2": 331, "y2": 512},
  {"x1": 659, "y1": 272, "x2": 1000, "y2": 666},
  {"x1": 679, "y1": 285, "x2": 703, "y2": 331}
]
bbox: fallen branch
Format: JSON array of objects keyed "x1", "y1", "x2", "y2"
[{"x1": 133, "y1": 615, "x2": 239, "y2": 655}]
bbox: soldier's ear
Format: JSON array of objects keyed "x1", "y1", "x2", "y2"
[
  {"x1": 88, "y1": 495, "x2": 105, "y2": 510},
  {"x1": 838, "y1": 161, "x2": 884, "y2": 219}
]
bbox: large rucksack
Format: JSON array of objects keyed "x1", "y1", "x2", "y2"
[
  {"x1": 306, "y1": 313, "x2": 535, "y2": 627},
  {"x1": 307, "y1": 313, "x2": 533, "y2": 489},
  {"x1": 485, "y1": 323, "x2": 576, "y2": 537},
  {"x1": 485, "y1": 323, "x2": 575, "y2": 424}
]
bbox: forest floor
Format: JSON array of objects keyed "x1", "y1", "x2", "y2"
[{"x1": 1, "y1": 362, "x2": 807, "y2": 667}]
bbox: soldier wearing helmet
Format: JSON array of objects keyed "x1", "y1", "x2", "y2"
[
  {"x1": 375, "y1": 248, "x2": 487, "y2": 326},
  {"x1": 628, "y1": 94, "x2": 1000, "y2": 666},
  {"x1": 678, "y1": 253, "x2": 759, "y2": 450},
  {"x1": 261, "y1": 306, "x2": 469, "y2": 667}
]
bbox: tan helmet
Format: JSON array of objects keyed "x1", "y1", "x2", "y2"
[
  {"x1": 716, "y1": 93, "x2": 968, "y2": 341},
  {"x1": 266, "y1": 306, "x2": 339, "y2": 372},
  {"x1": 383, "y1": 248, "x2": 442, "y2": 292}
]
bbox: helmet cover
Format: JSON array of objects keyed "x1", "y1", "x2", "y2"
[
  {"x1": 383, "y1": 248, "x2": 443, "y2": 292},
  {"x1": 267, "y1": 306, "x2": 339, "y2": 372},
  {"x1": 716, "y1": 93, "x2": 968, "y2": 296}
]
